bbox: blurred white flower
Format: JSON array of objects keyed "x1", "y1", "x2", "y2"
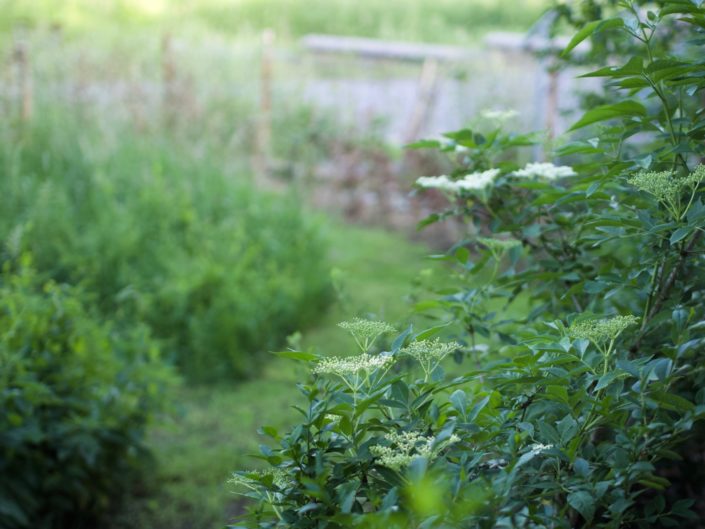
[
  {"x1": 513, "y1": 162, "x2": 576, "y2": 181},
  {"x1": 455, "y1": 169, "x2": 500, "y2": 190},
  {"x1": 416, "y1": 169, "x2": 499, "y2": 194},
  {"x1": 416, "y1": 175, "x2": 455, "y2": 191},
  {"x1": 529, "y1": 443, "x2": 554, "y2": 454}
]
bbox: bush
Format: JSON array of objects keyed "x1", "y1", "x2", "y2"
[
  {"x1": 0, "y1": 259, "x2": 174, "y2": 529},
  {"x1": 0, "y1": 113, "x2": 331, "y2": 381},
  {"x1": 231, "y1": 2, "x2": 705, "y2": 527}
]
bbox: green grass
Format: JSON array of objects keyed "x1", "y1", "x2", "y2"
[
  {"x1": 115, "y1": 221, "x2": 429, "y2": 529},
  {"x1": 2, "y1": 0, "x2": 548, "y2": 44}
]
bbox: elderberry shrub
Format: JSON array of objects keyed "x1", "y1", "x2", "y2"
[{"x1": 231, "y1": 3, "x2": 705, "y2": 527}]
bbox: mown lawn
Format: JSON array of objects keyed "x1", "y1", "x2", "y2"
[{"x1": 114, "y1": 221, "x2": 429, "y2": 529}]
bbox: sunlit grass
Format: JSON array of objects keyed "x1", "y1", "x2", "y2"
[{"x1": 1, "y1": 0, "x2": 549, "y2": 43}]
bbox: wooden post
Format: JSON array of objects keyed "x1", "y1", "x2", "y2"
[
  {"x1": 404, "y1": 58, "x2": 439, "y2": 144},
  {"x1": 161, "y1": 32, "x2": 176, "y2": 128},
  {"x1": 546, "y1": 66, "x2": 559, "y2": 141},
  {"x1": 12, "y1": 28, "x2": 32, "y2": 122},
  {"x1": 254, "y1": 29, "x2": 275, "y2": 184}
]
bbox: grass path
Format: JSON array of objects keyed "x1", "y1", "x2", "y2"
[{"x1": 116, "y1": 222, "x2": 429, "y2": 529}]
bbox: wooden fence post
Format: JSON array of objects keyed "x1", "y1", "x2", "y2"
[
  {"x1": 546, "y1": 66, "x2": 560, "y2": 142},
  {"x1": 12, "y1": 27, "x2": 33, "y2": 122},
  {"x1": 254, "y1": 28, "x2": 275, "y2": 184},
  {"x1": 404, "y1": 58, "x2": 440, "y2": 144},
  {"x1": 161, "y1": 32, "x2": 176, "y2": 128}
]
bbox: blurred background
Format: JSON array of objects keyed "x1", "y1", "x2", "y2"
[{"x1": 0, "y1": 1, "x2": 579, "y2": 528}]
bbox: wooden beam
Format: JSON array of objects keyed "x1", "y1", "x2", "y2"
[{"x1": 301, "y1": 34, "x2": 474, "y2": 63}]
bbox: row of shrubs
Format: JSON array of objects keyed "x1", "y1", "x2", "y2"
[{"x1": 0, "y1": 110, "x2": 331, "y2": 527}]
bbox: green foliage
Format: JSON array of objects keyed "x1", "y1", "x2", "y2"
[
  {"x1": 0, "y1": 259, "x2": 174, "y2": 529},
  {"x1": 110, "y1": 224, "x2": 427, "y2": 529},
  {"x1": 0, "y1": 112, "x2": 331, "y2": 381},
  {"x1": 230, "y1": 2, "x2": 705, "y2": 527}
]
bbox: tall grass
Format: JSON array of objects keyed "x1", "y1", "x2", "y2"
[{"x1": 0, "y1": 108, "x2": 331, "y2": 381}]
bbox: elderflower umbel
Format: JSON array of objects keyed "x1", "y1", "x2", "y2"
[
  {"x1": 313, "y1": 353, "x2": 394, "y2": 376},
  {"x1": 569, "y1": 315, "x2": 639, "y2": 345},
  {"x1": 370, "y1": 431, "x2": 460, "y2": 471},
  {"x1": 338, "y1": 318, "x2": 395, "y2": 351},
  {"x1": 477, "y1": 237, "x2": 522, "y2": 254},
  {"x1": 401, "y1": 338, "x2": 459, "y2": 364},
  {"x1": 513, "y1": 162, "x2": 576, "y2": 181},
  {"x1": 416, "y1": 175, "x2": 456, "y2": 192},
  {"x1": 416, "y1": 169, "x2": 500, "y2": 195},
  {"x1": 628, "y1": 170, "x2": 680, "y2": 203},
  {"x1": 629, "y1": 166, "x2": 705, "y2": 219},
  {"x1": 400, "y1": 338, "x2": 460, "y2": 381}
]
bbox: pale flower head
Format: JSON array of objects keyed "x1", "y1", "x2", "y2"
[
  {"x1": 569, "y1": 315, "x2": 639, "y2": 344},
  {"x1": 400, "y1": 338, "x2": 460, "y2": 363},
  {"x1": 477, "y1": 237, "x2": 522, "y2": 254},
  {"x1": 338, "y1": 317, "x2": 395, "y2": 351},
  {"x1": 529, "y1": 443, "x2": 554, "y2": 454},
  {"x1": 313, "y1": 353, "x2": 394, "y2": 376},
  {"x1": 513, "y1": 162, "x2": 576, "y2": 181},
  {"x1": 370, "y1": 430, "x2": 459, "y2": 471},
  {"x1": 628, "y1": 170, "x2": 679, "y2": 202},
  {"x1": 415, "y1": 175, "x2": 456, "y2": 192},
  {"x1": 416, "y1": 170, "x2": 500, "y2": 195}
]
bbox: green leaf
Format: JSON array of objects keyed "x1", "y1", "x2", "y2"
[
  {"x1": 573, "y1": 458, "x2": 591, "y2": 478},
  {"x1": 415, "y1": 322, "x2": 452, "y2": 341},
  {"x1": 273, "y1": 350, "x2": 319, "y2": 362},
  {"x1": 670, "y1": 227, "x2": 691, "y2": 245},
  {"x1": 337, "y1": 478, "x2": 360, "y2": 513},
  {"x1": 568, "y1": 490, "x2": 596, "y2": 522},
  {"x1": 561, "y1": 18, "x2": 624, "y2": 57},
  {"x1": 569, "y1": 101, "x2": 647, "y2": 131},
  {"x1": 449, "y1": 389, "x2": 467, "y2": 416},
  {"x1": 406, "y1": 139, "x2": 442, "y2": 149},
  {"x1": 557, "y1": 414, "x2": 578, "y2": 445},
  {"x1": 595, "y1": 370, "x2": 623, "y2": 391},
  {"x1": 650, "y1": 390, "x2": 695, "y2": 413}
]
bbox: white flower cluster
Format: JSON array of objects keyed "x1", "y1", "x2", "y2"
[
  {"x1": 338, "y1": 318, "x2": 395, "y2": 351},
  {"x1": 400, "y1": 338, "x2": 460, "y2": 381},
  {"x1": 313, "y1": 353, "x2": 394, "y2": 376},
  {"x1": 416, "y1": 169, "x2": 500, "y2": 194},
  {"x1": 477, "y1": 237, "x2": 522, "y2": 254},
  {"x1": 569, "y1": 315, "x2": 639, "y2": 345},
  {"x1": 370, "y1": 431, "x2": 460, "y2": 471},
  {"x1": 629, "y1": 170, "x2": 680, "y2": 203},
  {"x1": 629, "y1": 166, "x2": 704, "y2": 218},
  {"x1": 528, "y1": 443, "x2": 554, "y2": 454},
  {"x1": 513, "y1": 162, "x2": 576, "y2": 181},
  {"x1": 400, "y1": 338, "x2": 460, "y2": 363}
]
